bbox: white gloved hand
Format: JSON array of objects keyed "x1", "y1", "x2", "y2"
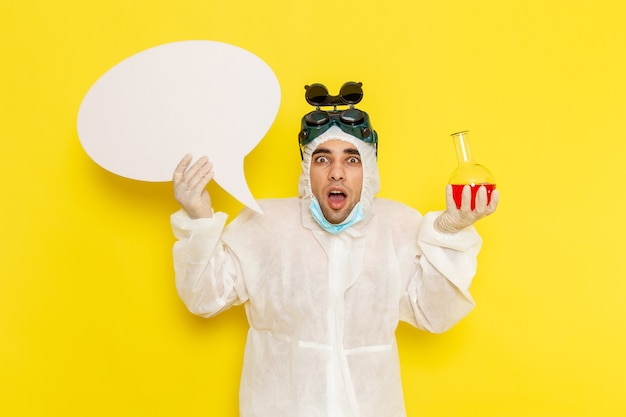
[
  {"x1": 173, "y1": 154, "x2": 215, "y2": 219},
  {"x1": 435, "y1": 184, "x2": 499, "y2": 233}
]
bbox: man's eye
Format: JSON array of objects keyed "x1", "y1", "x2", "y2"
[
  {"x1": 315, "y1": 156, "x2": 329, "y2": 163},
  {"x1": 347, "y1": 157, "x2": 361, "y2": 164}
]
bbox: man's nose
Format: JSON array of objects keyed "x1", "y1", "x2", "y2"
[{"x1": 329, "y1": 163, "x2": 345, "y2": 181}]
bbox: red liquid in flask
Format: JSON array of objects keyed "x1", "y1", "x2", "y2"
[{"x1": 451, "y1": 183, "x2": 496, "y2": 210}]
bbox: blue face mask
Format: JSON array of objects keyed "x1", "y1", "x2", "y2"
[{"x1": 309, "y1": 197, "x2": 364, "y2": 234}]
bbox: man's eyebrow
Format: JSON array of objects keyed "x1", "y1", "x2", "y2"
[
  {"x1": 344, "y1": 148, "x2": 360, "y2": 155},
  {"x1": 312, "y1": 147, "x2": 331, "y2": 156}
]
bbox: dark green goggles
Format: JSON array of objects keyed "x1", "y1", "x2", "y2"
[{"x1": 298, "y1": 82, "x2": 378, "y2": 150}]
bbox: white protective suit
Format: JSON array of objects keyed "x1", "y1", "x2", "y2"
[{"x1": 171, "y1": 127, "x2": 482, "y2": 417}]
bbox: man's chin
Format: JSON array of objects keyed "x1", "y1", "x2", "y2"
[{"x1": 322, "y1": 209, "x2": 349, "y2": 225}]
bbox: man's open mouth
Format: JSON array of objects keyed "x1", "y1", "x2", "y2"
[{"x1": 328, "y1": 190, "x2": 347, "y2": 208}]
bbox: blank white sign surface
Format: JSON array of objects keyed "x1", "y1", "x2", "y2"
[{"x1": 77, "y1": 40, "x2": 281, "y2": 213}]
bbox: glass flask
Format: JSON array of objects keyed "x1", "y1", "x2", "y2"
[{"x1": 448, "y1": 130, "x2": 496, "y2": 209}]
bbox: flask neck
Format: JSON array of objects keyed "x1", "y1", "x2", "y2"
[{"x1": 452, "y1": 131, "x2": 474, "y2": 164}]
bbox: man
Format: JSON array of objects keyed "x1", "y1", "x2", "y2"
[{"x1": 171, "y1": 86, "x2": 498, "y2": 417}]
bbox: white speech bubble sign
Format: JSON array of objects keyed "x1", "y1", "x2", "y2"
[{"x1": 77, "y1": 40, "x2": 281, "y2": 213}]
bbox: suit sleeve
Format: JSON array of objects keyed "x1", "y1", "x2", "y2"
[
  {"x1": 171, "y1": 209, "x2": 249, "y2": 318},
  {"x1": 402, "y1": 210, "x2": 482, "y2": 333}
]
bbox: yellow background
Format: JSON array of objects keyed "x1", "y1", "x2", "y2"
[{"x1": 2, "y1": 0, "x2": 625, "y2": 416}]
